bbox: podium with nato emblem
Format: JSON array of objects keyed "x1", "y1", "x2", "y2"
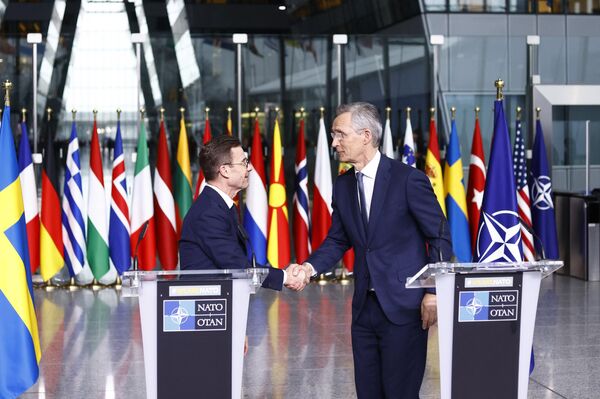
[
  {"x1": 122, "y1": 268, "x2": 269, "y2": 399},
  {"x1": 406, "y1": 260, "x2": 562, "y2": 399}
]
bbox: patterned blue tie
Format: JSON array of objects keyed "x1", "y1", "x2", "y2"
[{"x1": 356, "y1": 172, "x2": 369, "y2": 233}]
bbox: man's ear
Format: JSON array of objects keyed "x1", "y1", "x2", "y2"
[
  {"x1": 363, "y1": 129, "x2": 373, "y2": 145},
  {"x1": 218, "y1": 164, "x2": 229, "y2": 179}
]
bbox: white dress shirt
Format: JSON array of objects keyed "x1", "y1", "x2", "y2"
[{"x1": 356, "y1": 151, "x2": 381, "y2": 220}]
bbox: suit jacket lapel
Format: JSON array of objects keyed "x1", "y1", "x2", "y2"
[
  {"x1": 367, "y1": 156, "x2": 391, "y2": 242},
  {"x1": 347, "y1": 170, "x2": 367, "y2": 243}
]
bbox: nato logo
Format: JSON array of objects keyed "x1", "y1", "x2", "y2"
[
  {"x1": 531, "y1": 175, "x2": 554, "y2": 211},
  {"x1": 459, "y1": 290, "x2": 519, "y2": 322},
  {"x1": 476, "y1": 210, "x2": 522, "y2": 263},
  {"x1": 163, "y1": 300, "x2": 197, "y2": 332}
]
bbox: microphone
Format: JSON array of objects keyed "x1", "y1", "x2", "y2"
[
  {"x1": 438, "y1": 218, "x2": 446, "y2": 262},
  {"x1": 133, "y1": 221, "x2": 150, "y2": 272},
  {"x1": 237, "y1": 223, "x2": 257, "y2": 269},
  {"x1": 517, "y1": 216, "x2": 546, "y2": 260}
]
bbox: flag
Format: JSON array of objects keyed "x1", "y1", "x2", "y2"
[
  {"x1": 0, "y1": 102, "x2": 41, "y2": 398},
  {"x1": 530, "y1": 118, "x2": 559, "y2": 259},
  {"x1": 312, "y1": 115, "x2": 332, "y2": 251},
  {"x1": 475, "y1": 97, "x2": 522, "y2": 263},
  {"x1": 174, "y1": 114, "x2": 193, "y2": 232},
  {"x1": 109, "y1": 119, "x2": 131, "y2": 275},
  {"x1": 193, "y1": 115, "x2": 212, "y2": 199},
  {"x1": 293, "y1": 117, "x2": 310, "y2": 264},
  {"x1": 154, "y1": 118, "x2": 178, "y2": 270},
  {"x1": 18, "y1": 120, "x2": 40, "y2": 274},
  {"x1": 402, "y1": 109, "x2": 416, "y2": 167},
  {"x1": 381, "y1": 109, "x2": 394, "y2": 158},
  {"x1": 226, "y1": 108, "x2": 233, "y2": 136},
  {"x1": 513, "y1": 117, "x2": 535, "y2": 261},
  {"x1": 267, "y1": 118, "x2": 291, "y2": 269},
  {"x1": 87, "y1": 117, "x2": 110, "y2": 280},
  {"x1": 424, "y1": 113, "x2": 446, "y2": 215},
  {"x1": 61, "y1": 121, "x2": 86, "y2": 277},
  {"x1": 243, "y1": 118, "x2": 268, "y2": 265},
  {"x1": 338, "y1": 162, "x2": 355, "y2": 273},
  {"x1": 40, "y1": 115, "x2": 64, "y2": 281},
  {"x1": 467, "y1": 112, "x2": 486, "y2": 253},
  {"x1": 444, "y1": 118, "x2": 471, "y2": 262},
  {"x1": 130, "y1": 120, "x2": 156, "y2": 270}
]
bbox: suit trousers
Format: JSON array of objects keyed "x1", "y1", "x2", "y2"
[{"x1": 351, "y1": 291, "x2": 428, "y2": 399}]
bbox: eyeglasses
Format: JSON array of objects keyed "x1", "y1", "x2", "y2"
[
  {"x1": 330, "y1": 129, "x2": 365, "y2": 141},
  {"x1": 224, "y1": 158, "x2": 250, "y2": 168}
]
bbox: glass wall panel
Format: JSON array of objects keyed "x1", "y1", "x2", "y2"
[
  {"x1": 449, "y1": 0, "x2": 507, "y2": 12},
  {"x1": 566, "y1": 36, "x2": 600, "y2": 83},
  {"x1": 539, "y1": 36, "x2": 567, "y2": 84},
  {"x1": 448, "y1": 36, "x2": 508, "y2": 91},
  {"x1": 566, "y1": 0, "x2": 600, "y2": 14}
]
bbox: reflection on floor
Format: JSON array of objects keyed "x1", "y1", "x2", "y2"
[{"x1": 22, "y1": 274, "x2": 600, "y2": 398}]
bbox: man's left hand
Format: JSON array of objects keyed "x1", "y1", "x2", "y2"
[{"x1": 421, "y1": 293, "x2": 437, "y2": 330}]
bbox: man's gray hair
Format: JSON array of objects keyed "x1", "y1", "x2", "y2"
[{"x1": 336, "y1": 102, "x2": 382, "y2": 147}]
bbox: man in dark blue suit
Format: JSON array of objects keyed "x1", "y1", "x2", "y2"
[
  {"x1": 180, "y1": 135, "x2": 305, "y2": 291},
  {"x1": 291, "y1": 102, "x2": 453, "y2": 398}
]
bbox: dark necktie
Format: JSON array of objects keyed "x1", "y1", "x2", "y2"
[{"x1": 356, "y1": 172, "x2": 369, "y2": 232}]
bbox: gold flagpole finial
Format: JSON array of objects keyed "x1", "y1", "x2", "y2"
[
  {"x1": 70, "y1": 109, "x2": 76, "y2": 121},
  {"x1": 93, "y1": 109, "x2": 98, "y2": 121},
  {"x1": 179, "y1": 107, "x2": 185, "y2": 120},
  {"x1": 227, "y1": 106, "x2": 232, "y2": 118},
  {"x1": 495, "y1": 79, "x2": 505, "y2": 100},
  {"x1": 300, "y1": 107, "x2": 305, "y2": 119},
  {"x1": 429, "y1": 107, "x2": 435, "y2": 120},
  {"x1": 205, "y1": 107, "x2": 210, "y2": 119},
  {"x1": 47, "y1": 107, "x2": 54, "y2": 122},
  {"x1": 140, "y1": 107, "x2": 146, "y2": 118},
  {"x1": 475, "y1": 106, "x2": 480, "y2": 119},
  {"x1": 320, "y1": 107, "x2": 325, "y2": 118},
  {"x1": 3, "y1": 80, "x2": 12, "y2": 106},
  {"x1": 405, "y1": 107, "x2": 411, "y2": 120},
  {"x1": 516, "y1": 106, "x2": 522, "y2": 121},
  {"x1": 254, "y1": 107, "x2": 260, "y2": 119},
  {"x1": 117, "y1": 109, "x2": 122, "y2": 121},
  {"x1": 159, "y1": 107, "x2": 164, "y2": 121},
  {"x1": 275, "y1": 107, "x2": 280, "y2": 120},
  {"x1": 451, "y1": 107, "x2": 456, "y2": 120},
  {"x1": 385, "y1": 106, "x2": 391, "y2": 120},
  {"x1": 21, "y1": 108, "x2": 27, "y2": 122},
  {"x1": 536, "y1": 107, "x2": 541, "y2": 120}
]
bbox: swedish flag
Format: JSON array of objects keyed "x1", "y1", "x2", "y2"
[
  {"x1": 0, "y1": 103, "x2": 41, "y2": 398},
  {"x1": 444, "y1": 117, "x2": 472, "y2": 262}
]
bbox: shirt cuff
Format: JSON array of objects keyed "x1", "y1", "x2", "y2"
[{"x1": 303, "y1": 262, "x2": 317, "y2": 277}]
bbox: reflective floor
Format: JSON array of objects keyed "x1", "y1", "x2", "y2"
[{"x1": 22, "y1": 274, "x2": 600, "y2": 398}]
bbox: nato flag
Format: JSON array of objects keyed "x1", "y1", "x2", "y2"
[
  {"x1": 530, "y1": 119, "x2": 559, "y2": 259},
  {"x1": 474, "y1": 98, "x2": 523, "y2": 263}
]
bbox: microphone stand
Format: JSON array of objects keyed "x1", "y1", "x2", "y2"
[
  {"x1": 132, "y1": 221, "x2": 149, "y2": 287},
  {"x1": 517, "y1": 216, "x2": 547, "y2": 260}
]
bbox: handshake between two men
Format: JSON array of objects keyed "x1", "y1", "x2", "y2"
[{"x1": 283, "y1": 263, "x2": 314, "y2": 291}]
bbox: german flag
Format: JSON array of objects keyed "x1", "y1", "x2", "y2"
[{"x1": 40, "y1": 111, "x2": 64, "y2": 281}]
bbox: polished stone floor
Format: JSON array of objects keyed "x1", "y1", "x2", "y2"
[{"x1": 21, "y1": 274, "x2": 600, "y2": 398}]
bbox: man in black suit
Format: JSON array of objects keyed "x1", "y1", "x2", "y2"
[
  {"x1": 290, "y1": 102, "x2": 453, "y2": 398},
  {"x1": 180, "y1": 135, "x2": 304, "y2": 290}
]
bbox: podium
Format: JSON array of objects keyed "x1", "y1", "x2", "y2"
[
  {"x1": 406, "y1": 260, "x2": 563, "y2": 399},
  {"x1": 122, "y1": 268, "x2": 269, "y2": 399}
]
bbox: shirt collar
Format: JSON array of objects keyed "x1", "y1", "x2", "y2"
[
  {"x1": 356, "y1": 151, "x2": 381, "y2": 180},
  {"x1": 206, "y1": 183, "x2": 235, "y2": 209}
]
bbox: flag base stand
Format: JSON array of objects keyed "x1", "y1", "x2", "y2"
[
  {"x1": 317, "y1": 273, "x2": 330, "y2": 286},
  {"x1": 91, "y1": 279, "x2": 103, "y2": 291},
  {"x1": 44, "y1": 280, "x2": 58, "y2": 291},
  {"x1": 67, "y1": 277, "x2": 81, "y2": 291},
  {"x1": 114, "y1": 276, "x2": 122, "y2": 291},
  {"x1": 338, "y1": 268, "x2": 352, "y2": 285}
]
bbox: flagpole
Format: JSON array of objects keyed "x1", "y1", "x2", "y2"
[
  {"x1": 233, "y1": 33, "x2": 248, "y2": 142},
  {"x1": 333, "y1": 35, "x2": 348, "y2": 106}
]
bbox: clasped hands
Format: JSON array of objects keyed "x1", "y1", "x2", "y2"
[{"x1": 283, "y1": 263, "x2": 312, "y2": 291}]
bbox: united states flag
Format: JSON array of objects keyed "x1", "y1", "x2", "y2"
[{"x1": 513, "y1": 117, "x2": 535, "y2": 261}]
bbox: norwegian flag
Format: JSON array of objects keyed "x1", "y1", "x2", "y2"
[
  {"x1": 293, "y1": 117, "x2": 310, "y2": 264},
  {"x1": 513, "y1": 117, "x2": 535, "y2": 261}
]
